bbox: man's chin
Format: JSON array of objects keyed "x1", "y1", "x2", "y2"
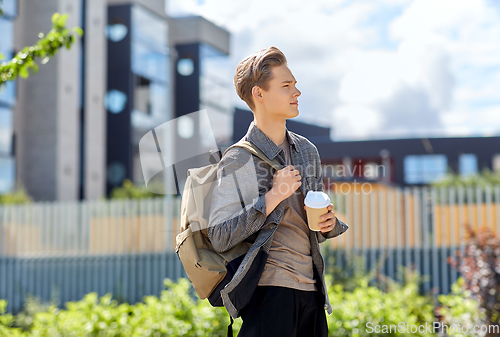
[
  {"x1": 289, "y1": 109, "x2": 300, "y2": 118},
  {"x1": 273, "y1": 109, "x2": 299, "y2": 120}
]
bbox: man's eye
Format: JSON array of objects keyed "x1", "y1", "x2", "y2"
[{"x1": 283, "y1": 85, "x2": 289, "y2": 87}]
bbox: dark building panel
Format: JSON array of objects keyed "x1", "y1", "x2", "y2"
[
  {"x1": 106, "y1": 4, "x2": 170, "y2": 195},
  {"x1": 174, "y1": 43, "x2": 200, "y2": 119},
  {"x1": 233, "y1": 108, "x2": 500, "y2": 187},
  {"x1": 106, "y1": 5, "x2": 133, "y2": 195}
]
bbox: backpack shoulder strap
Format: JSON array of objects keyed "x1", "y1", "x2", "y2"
[
  {"x1": 220, "y1": 141, "x2": 282, "y2": 212},
  {"x1": 223, "y1": 141, "x2": 282, "y2": 171}
]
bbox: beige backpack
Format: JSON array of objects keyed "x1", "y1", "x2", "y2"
[{"x1": 175, "y1": 141, "x2": 281, "y2": 304}]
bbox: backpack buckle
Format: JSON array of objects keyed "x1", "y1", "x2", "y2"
[{"x1": 209, "y1": 150, "x2": 222, "y2": 164}]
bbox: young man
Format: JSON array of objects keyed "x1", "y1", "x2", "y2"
[{"x1": 208, "y1": 46, "x2": 349, "y2": 337}]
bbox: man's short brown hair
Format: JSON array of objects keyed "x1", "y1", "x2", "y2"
[{"x1": 234, "y1": 46, "x2": 287, "y2": 110}]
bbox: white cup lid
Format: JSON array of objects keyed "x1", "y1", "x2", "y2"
[{"x1": 304, "y1": 191, "x2": 330, "y2": 208}]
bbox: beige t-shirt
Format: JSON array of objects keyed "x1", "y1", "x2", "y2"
[{"x1": 257, "y1": 136, "x2": 317, "y2": 291}]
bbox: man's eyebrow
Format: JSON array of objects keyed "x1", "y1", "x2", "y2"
[{"x1": 281, "y1": 80, "x2": 297, "y2": 84}]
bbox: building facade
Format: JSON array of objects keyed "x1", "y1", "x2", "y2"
[
  {"x1": 0, "y1": 0, "x2": 18, "y2": 194},
  {"x1": 234, "y1": 109, "x2": 500, "y2": 187},
  {"x1": 7, "y1": 0, "x2": 232, "y2": 201},
  {"x1": 105, "y1": 1, "x2": 171, "y2": 195},
  {"x1": 169, "y1": 16, "x2": 232, "y2": 192},
  {"x1": 13, "y1": 0, "x2": 103, "y2": 201}
]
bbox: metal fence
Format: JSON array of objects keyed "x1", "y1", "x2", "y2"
[
  {"x1": 322, "y1": 184, "x2": 500, "y2": 295},
  {"x1": 0, "y1": 197, "x2": 188, "y2": 314},
  {"x1": 1, "y1": 185, "x2": 499, "y2": 313}
]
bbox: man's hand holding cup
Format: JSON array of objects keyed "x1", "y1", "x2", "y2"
[
  {"x1": 305, "y1": 203, "x2": 336, "y2": 233},
  {"x1": 303, "y1": 191, "x2": 336, "y2": 233}
]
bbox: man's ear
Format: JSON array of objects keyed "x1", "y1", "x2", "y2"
[{"x1": 251, "y1": 85, "x2": 264, "y2": 104}]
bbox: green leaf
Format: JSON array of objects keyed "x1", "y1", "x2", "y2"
[
  {"x1": 19, "y1": 67, "x2": 29, "y2": 79},
  {"x1": 0, "y1": 52, "x2": 4, "y2": 60},
  {"x1": 1, "y1": 12, "x2": 82, "y2": 89},
  {"x1": 74, "y1": 27, "x2": 84, "y2": 37},
  {"x1": 57, "y1": 14, "x2": 69, "y2": 27},
  {"x1": 51, "y1": 12, "x2": 60, "y2": 24}
]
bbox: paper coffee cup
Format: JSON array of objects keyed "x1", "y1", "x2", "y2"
[{"x1": 304, "y1": 191, "x2": 330, "y2": 231}]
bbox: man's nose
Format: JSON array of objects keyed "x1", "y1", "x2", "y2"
[{"x1": 294, "y1": 88, "x2": 301, "y2": 97}]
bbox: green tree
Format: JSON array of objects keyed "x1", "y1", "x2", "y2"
[{"x1": 0, "y1": 12, "x2": 83, "y2": 89}]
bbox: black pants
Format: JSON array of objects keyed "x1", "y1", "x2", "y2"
[{"x1": 237, "y1": 286, "x2": 328, "y2": 337}]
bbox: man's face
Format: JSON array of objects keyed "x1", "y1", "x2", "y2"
[{"x1": 258, "y1": 64, "x2": 301, "y2": 119}]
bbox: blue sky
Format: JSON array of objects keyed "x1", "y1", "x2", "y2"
[{"x1": 166, "y1": 0, "x2": 500, "y2": 141}]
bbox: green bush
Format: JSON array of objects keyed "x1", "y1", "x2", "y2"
[
  {"x1": 14, "y1": 293, "x2": 59, "y2": 332},
  {"x1": 433, "y1": 168, "x2": 500, "y2": 188},
  {"x1": 0, "y1": 300, "x2": 28, "y2": 336},
  {"x1": 4, "y1": 278, "x2": 241, "y2": 337},
  {"x1": 325, "y1": 272, "x2": 436, "y2": 337},
  {"x1": 437, "y1": 278, "x2": 485, "y2": 337},
  {"x1": 109, "y1": 179, "x2": 164, "y2": 200},
  {"x1": 0, "y1": 187, "x2": 32, "y2": 204},
  {"x1": 0, "y1": 275, "x2": 487, "y2": 336}
]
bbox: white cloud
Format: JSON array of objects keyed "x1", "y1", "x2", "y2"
[
  {"x1": 165, "y1": 0, "x2": 201, "y2": 17},
  {"x1": 167, "y1": 0, "x2": 500, "y2": 140},
  {"x1": 337, "y1": 49, "x2": 401, "y2": 104},
  {"x1": 331, "y1": 104, "x2": 382, "y2": 139},
  {"x1": 375, "y1": 82, "x2": 443, "y2": 136},
  {"x1": 442, "y1": 106, "x2": 500, "y2": 137},
  {"x1": 390, "y1": 0, "x2": 485, "y2": 40}
]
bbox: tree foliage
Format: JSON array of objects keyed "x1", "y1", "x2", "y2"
[
  {"x1": 437, "y1": 278, "x2": 486, "y2": 337},
  {"x1": 109, "y1": 179, "x2": 164, "y2": 200},
  {"x1": 0, "y1": 187, "x2": 32, "y2": 204},
  {"x1": 0, "y1": 13, "x2": 83, "y2": 88},
  {"x1": 447, "y1": 226, "x2": 500, "y2": 336},
  {"x1": 433, "y1": 168, "x2": 500, "y2": 188}
]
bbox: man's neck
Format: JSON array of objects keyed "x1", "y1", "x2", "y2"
[{"x1": 253, "y1": 113, "x2": 287, "y2": 146}]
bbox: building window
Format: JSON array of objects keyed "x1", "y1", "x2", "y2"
[
  {"x1": 105, "y1": 23, "x2": 128, "y2": 42},
  {"x1": 177, "y1": 58, "x2": 194, "y2": 76},
  {"x1": 404, "y1": 154, "x2": 447, "y2": 184},
  {"x1": 0, "y1": 14, "x2": 16, "y2": 107},
  {"x1": 107, "y1": 161, "x2": 126, "y2": 185},
  {"x1": 133, "y1": 75, "x2": 151, "y2": 115},
  {"x1": 1, "y1": 0, "x2": 17, "y2": 18},
  {"x1": 0, "y1": 4, "x2": 16, "y2": 195},
  {"x1": 199, "y1": 43, "x2": 232, "y2": 147},
  {"x1": 0, "y1": 157, "x2": 14, "y2": 193},
  {"x1": 493, "y1": 154, "x2": 500, "y2": 173},
  {"x1": 177, "y1": 115, "x2": 194, "y2": 139},
  {"x1": 459, "y1": 154, "x2": 478, "y2": 177},
  {"x1": 129, "y1": 4, "x2": 169, "y2": 186},
  {"x1": 105, "y1": 90, "x2": 127, "y2": 114},
  {"x1": 0, "y1": 107, "x2": 13, "y2": 155}
]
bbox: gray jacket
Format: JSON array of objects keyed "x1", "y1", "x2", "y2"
[{"x1": 208, "y1": 121, "x2": 349, "y2": 319}]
